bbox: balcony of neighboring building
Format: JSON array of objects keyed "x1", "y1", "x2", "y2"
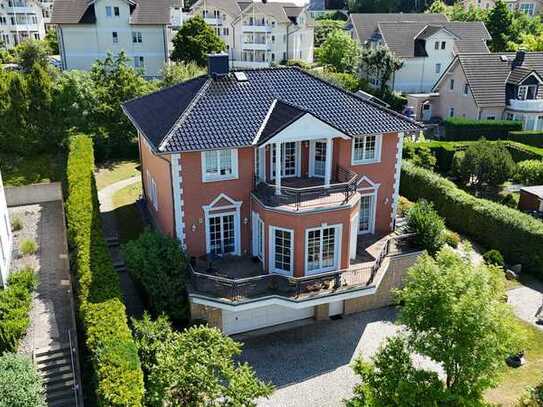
[
  {"x1": 7, "y1": 0, "x2": 35, "y2": 13},
  {"x1": 508, "y1": 98, "x2": 543, "y2": 112}
]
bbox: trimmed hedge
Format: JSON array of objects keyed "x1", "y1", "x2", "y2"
[
  {"x1": 65, "y1": 135, "x2": 144, "y2": 406},
  {"x1": 443, "y1": 117, "x2": 523, "y2": 141},
  {"x1": 400, "y1": 162, "x2": 543, "y2": 275},
  {"x1": 508, "y1": 131, "x2": 543, "y2": 148}
]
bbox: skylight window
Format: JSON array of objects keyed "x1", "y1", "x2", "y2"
[{"x1": 234, "y1": 71, "x2": 248, "y2": 82}]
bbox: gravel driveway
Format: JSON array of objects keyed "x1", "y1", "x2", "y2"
[{"x1": 238, "y1": 307, "x2": 401, "y2": 407}]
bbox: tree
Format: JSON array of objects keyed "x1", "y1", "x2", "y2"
[
  {"x1": 14, "y1": 39, "x2": 51, "y2": 71},
  {"x1": 27, "y1": 63, "x2": 56, "y2": 151},
  {"x1": 402, "y1": 140, "x2": 436, "y2": 170},
  {"x1": 1, "y1": 72, "x2": 28, "y2": 153},
  {"x1": 397, "y1": 249, "x2": 522, "y2": 402},
  {"x1": 123, "y1": 230, "x2": 189, "y2": 322},
  {"x1": 455, "y1": 140, "x2": 515, "y2": 190},
  {"x1": 171, "y1": 17, "x2": 225, "y2": 66},
  {"x1": 359, "y1": 46, "x2": 403, "y2": 96},
  {"x1": 406, "y1": 199, "x2": 445, "y2": 254},
  {"x1": 44, "y1": 29, "x2": 59, "y2": 55},
  {"x1": 348, "y1": 0, "x2": 401, "y2": 13},
  {"x1": 0, "y1": 353, "x2": 45, "y2": 407},
  {"x1": 132, "y1": 315, "x2": 274, "y2": 407},
  {"x1": 486, "y1": 0, "x2": 514, "y2": 51},
  {"x1": 314, "y1": 19, "x2": 345, "y2": 48},
  {"x1": 161, "y1": 61, "x2": 206, "y2": 87},
  {"x1": 318, "y1": 29, "x2": 360, "y2": 73}
]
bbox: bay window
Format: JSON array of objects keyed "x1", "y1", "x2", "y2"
[{"x1": 202, "y1": 149, "x2": 238, "y2": 182}]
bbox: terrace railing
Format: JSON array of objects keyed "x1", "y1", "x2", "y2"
[{"x1": 189, "y1": 233, "x2": 419, "y2": 303}]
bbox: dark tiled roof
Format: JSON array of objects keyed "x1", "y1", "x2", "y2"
[
  {"x1": 257, "y1": 100, "x2": 307, "y2": 145},
  {"x1": 51, "y1": 0, "x2": 170, "y2": 24},
  {"x1": 349, "y1": 13, "x2": 448, "y2": 44},
  {"x1": 191, "y1": 0, "x2": 242, "y2": 18},
  {"x1": 123, "y1": 67, "x2": 421, "y2": 153},
  {"x1": 507, "y1": 66, "x2": 535, "y2": 85},
  {"x1": 434, "y1": 52, "x2": 543, "y2": 107},
  {"x1": 378, "y1": 21, "x2": 490, "y2": 58}
]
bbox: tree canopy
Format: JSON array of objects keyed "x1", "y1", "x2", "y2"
[
  {"x1": 171, "y1": 16, "x2": 225, "y2": 66},
  {"x1": 314, "y1": 19, "x2": 347, "y2": 48},
  {"x1": 359, "y1": 46, "x2": 403, "y2": 96},
  {"x1": 318, "y1": 29, "x2": 360, "y2": 73}
]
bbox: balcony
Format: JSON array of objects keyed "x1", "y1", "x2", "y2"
[
  {"x1": 204, "y1": 17, "x2": 223, "y2": 25},
  {"x1": 242, "y1": 42, "x2": 273, "y2": 51},
  {"x1": 242, "y1": 24, "x2": 272, "y2": 32},
  {"x1": 253, "y1": 166, "x2": 359, "y2": 211},
  {"x1": 188, "y1": 233, "x2": 420, "y2": 304},
  {"x1": 508, "y1": 98, "x2": 543, "y2": 112}
]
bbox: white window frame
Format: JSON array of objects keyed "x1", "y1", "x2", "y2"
[
  {"x1": 304, "y1": 224, "x2": 342, "y2": 275},
  {"x1": 113, "y1": 6, "x2": 120, "y2": 16},
  {"x1": 518, "y1": 84, "x2": 538, "y2": 100},
  {"x1": 251, "y1": 212, "x2": 264, "y2": 261},
  {"x1": 351, "y1": 134, "x2": 382, "y2": 165},
  {"x1": 206, "y1": 211, "x2": 237, "y2": 256},
  {"x1": 146, "y1": 169, "x2": 158, "y2": 211},
  {"x1": 201, "y1": 149, "x2": 239, "y2": 182},
  {"x1": 435, "y1": 63, "x2": 442, "y2": 74},
  {"x1": 464, "y1": 83, "x2": 469, "y2": 96},
  {"x1": 449, "y1": 79, "x2": 454, "y2": 91},
  {"x1": 132, "y1": 31, "x2": 143, "y2": 44},
  {"x1": 449, "y1": 107, "x2": 455, "y2": 117},
  {"x1": 520, "y1": 2, "x2": 534, "y2": 15},
  {"x1": 105, "y1": 6, "x2": 112, "y2": 17},
  {"x1": 269, "y1": 226, "x2": 294, "y2": 276},
  {"x1": 203, "y1": 194, "x2": 242, "y2": 256},
  {"x1": 358, "y1": 191, "x2": 377, "y2": 235},
  {"x1": 134, "y1": 56, "x2": 144, "y2": 69},
  {"x1": 270, "y1": 142, "x2": 300, "y2": 179}
]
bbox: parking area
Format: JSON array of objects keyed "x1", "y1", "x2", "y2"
[{"x1": 238, "y1": 307, "x2": 402, "y2": 407}]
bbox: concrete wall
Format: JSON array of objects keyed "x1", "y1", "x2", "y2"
[{"x1": 5, "y1": 182, "x2": 63, "y2": 207}]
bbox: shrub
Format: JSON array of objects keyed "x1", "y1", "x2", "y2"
[
  {"x1": 309, "y1": 68, "x2": 362, "y2": 92},
  {"x1": 501, "y1": 193, "x2": 518, "y2": 208},
  {"x1": 508, "y1": 130, "x2": 543, "y2": 148},
  {"x1": 400, "y1": 162, "x2": 543, "y2": 275},
  {"x1": 444, "y1": 230, "x2": 460, "y2": 248},
  {"x1": 514, "y1": 159, "x2": 543, "y2": 185},
  {"x1": 0, "y1": 269, "x2": 37, "y2": 353},
  {"x1": 403, "y1": 140, "x2": 436, "y2": 170},
  {"x1": 406, "y1": 200, "x2": 446, "y2": 255},
  {"x1": 123, "y1": 230, "x2": 188, "y2": 323},
  {"x1": 19, "y1": 239, "x2": 38, "y2": 255},
  {"x1": 0, "y1": 353, "x2": 45, "y2": 407},
  {"x1": 443, "y1": 117, "x2": 523, "y2": 141},
  {"x1": 517, "y1": 382, "x2": 543, "y2": 406},
  {"x1": 10, "y1": 217, "x2": 22, "y2": 232},
  {"x1": 483, "y1": 250, "x2": 505, "y2": 268},
  {"x1": 398, "y1": 196, "x2": 413, "y2": 217},
  {"x1": 65, "y1": 135, "x2": 143, "y2": 406}
]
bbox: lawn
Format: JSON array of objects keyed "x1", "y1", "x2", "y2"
[
  {"x1": 95, "y1": 160, "x2": 140, "y2": 190},
  {"x1": 0, "y1": 153, "x2": 65, "y2": 186},
  {"x1": 111, "y1": 182, "x2": 144, "y2": 243},
  {"x1": 485, "y1": 320, "x2": 543, "y2": 406}
]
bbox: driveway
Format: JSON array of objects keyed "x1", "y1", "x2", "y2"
[{"x1": 238, "y1": 308, "x2": 401, "y2": 407}]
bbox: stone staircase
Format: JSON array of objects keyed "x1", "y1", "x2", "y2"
[{"x1": 35, "y1": 345, "x2": 79, "y2": 407}]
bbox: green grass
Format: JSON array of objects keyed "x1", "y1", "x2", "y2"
[
  {"x1": 485, "y1": 320, "x2": 543, "y2": 406},
  {"x1": 95, "y1": 160, "x2": 140, "y2": 190},
  {"x1": 0, "y1": 153, "x2": 64, "y2": 187},
  {"x1": 111, "y1": 182, "x2": 144, "y2": 243}
]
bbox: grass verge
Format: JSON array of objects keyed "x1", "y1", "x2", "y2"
[
  {"x1": 111, "y1": 182, "x2": 144, "y2": 243},
  {"x1": 1, "y1": 153, "x2": 64, "y2": 186},
  {"x1": 95, "y1": 160, "x2": 140, "y2": 190}
]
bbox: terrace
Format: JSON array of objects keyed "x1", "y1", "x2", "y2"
[{"x1": 188, "y1": 232, "x2": 420, "y2": 304}]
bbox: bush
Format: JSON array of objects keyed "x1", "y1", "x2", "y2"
[
  {"x1": 398, "y1": 196, "x2": 413, "y2": 217},
  {"x1": 483, "y1": 249, "x2": 504, "y2": 268},
  {"x1": 123, "y1": 230, "x2": 188, "y2": 323},
  {"x1": 65, "y1": 135, "x2": 143, "y2": 406},
  {"x1": 10, "y1": 217, "x2": 22, "y2": 232},
  {"x1": 0, "y1": 353, "x2": 45, "y2": 407},
  {"x1": 443, "y1": 117, "x2": 523, "y2": 141},
  {"x1": 508, "y1": 130, "x2": 543, "y2": 148},
  {"x1": 514, "y1": 159, "x2": 543, "y2": 185},
  {"x1": 308, "y1": 68, "x2": 362, "y2": 92},
  {"x1": 0, "y1": 268, "x2": 37, "y2": 353},
  {"x1": 19, "y1": 239, "x2": 37, "y2": 255},
  {"x1": 406, "y1": 200, "x2": 446, "y2": 255},
  {"x1": 444, "y1": 230, "x2": 460, "y2": 248},
  {"x1": 403, "y1": 140, "x2": 436, "y2": 170},
  {"x1": 501, "y1": 193, "x2": 518, "y2": 208},
  {"x1": 517, "y1": 382, "x2": 543, "y2": 406},
  {"x1": 400, "y1": 161, "x2": 543, "y2": 275}
]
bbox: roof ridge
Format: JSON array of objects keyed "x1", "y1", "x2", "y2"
[{"x1": 159, "y1": 77, "x2": 212, "y2": 152}]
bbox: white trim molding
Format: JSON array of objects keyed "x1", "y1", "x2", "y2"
[
  {"x1": 201, "y1": 148, "x2": 239, "y2": 183},
  {"x1": 269, "y1": 225, "x2": 294, "y2": 276},
  {"x1": 304, "y1": 223, "x2": 342, "y2": 276},
  {"x1": 202, "y1": 193, "x2": 243, "y2": 256},
  {"x1": 390, "y1": 132, "x2": 404, "y2": 229},
  {"x1": 171, "y1": 153, "x2": 186, "y2": 248},
  {"x1": 351, "y1": 134, "x2": 383, "y2": 166}
]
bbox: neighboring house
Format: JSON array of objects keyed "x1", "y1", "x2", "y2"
[
  {"x1": 51, "y1": 0, "x2": 171, "y2": 77},
  {"x1": 122, "y1": 54, "x2": 422, "y2": 335},
  {"x1": 408, "y1": 51, "x2": 543, "y2": 129},
  {"x1": 0, "y1": 170, "x2": 12, "y2": 287},
  {"x1": 347, "y1": 13, "x2": 491, "y2": 93},
  {"x1": 188, "y1": 0, "x2": 314, "y2": 68},
  {"x1": 308, "y1": 0, "x2": 347, "y2": 19},
  {"x1": 38, "y1": 0, "x2": 54, "y2": 30},
  {"x1": 463, "y1": 0, "x2": 543, "y2": 15},
  {"x1": 0, "y1": 0, "x2": 46, "y2": 48},
  {"x1": 519, "y1": 185, "x2": 543, "y2": 213}
]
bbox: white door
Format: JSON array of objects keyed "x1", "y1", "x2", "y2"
[
  {"x1": 359, "y1": 194, "x2": 375, "y2": 234},
  {"x1": 271, "y1": 142, "x2": 298, "y2": 178},
  {"x1": 269, "y1": 227, "x2": 294, "y2": 276},
  {"x1": 222, "y1": 305, "x2": 315, "y2": 335},
  {"x1": 252, "y1": 213, "x2": 264, "y2": 261},
  {"x1": 311, "y1": 140, "x2": 327, "y2": 178},
  {"x1": 208, "y1": 213, "x2": 236, "y2": 255},
  {"x1": 422, "y1": 103, "x2": 432, "y2": 121},
  {"x1": 306, "y1": 225, "x2": 339, "y2": 275},
  {"x1": 350, "y1": 213, "x2": 359, "y2": 260}
]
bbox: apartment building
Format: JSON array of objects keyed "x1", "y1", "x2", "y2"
[
  {"x1": 122, "y1": 54, "x2": 423, "y2": 335},
  {"x1": 0, "y1": 170, "x2": 12, "y2": 287},
  {"x1": 348, "y1": 13, "x2": 491, "y2": 93},
  {"x1": 189, "y1": 0, "x2": 314, "y2": 68},
  {"x1": 463, "y1": 0, "x2": 543, "y2": 15},
  {"x1": 0, "y1": 0, "x2": 46, "y2": 48},
  {"x1": 51, "y1": 0, "x2": 170, "y2": 77}
]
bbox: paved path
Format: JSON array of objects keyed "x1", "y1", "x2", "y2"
[
  {"x1": 96, "y1": 176, "x2": 145, "y2": 318},
  {"x1": 508, "y1": 278, "x2": 543, "y2": 330}
]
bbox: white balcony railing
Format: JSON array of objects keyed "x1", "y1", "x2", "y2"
[
  {"x1": 204, "y1": 17, "x2": 222, "y2": 26},
  {"x1": 509, "y1": 98, "x2": 543, "y2": 112},
  {"x1": 242, "y1": 42, "x2": 272, "y2": 50},
  {"x1": 242, "y1": 24, "x2": 272, "y2": 32}
]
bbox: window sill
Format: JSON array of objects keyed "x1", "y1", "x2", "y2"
[
  {"x1": 202, "y1": 175, "x2": 239, "y2": 183},
  {"x1": 351, "y1": 159, "x2": 381, "y2": 166}
]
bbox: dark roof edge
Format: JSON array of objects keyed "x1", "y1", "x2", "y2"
[{"x1": 121, "y1": 103, "x2": 161, "y2": 153}]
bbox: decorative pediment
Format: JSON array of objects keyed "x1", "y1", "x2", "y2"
[
  {"x1": 203, "y1": 193, "x2": 242, "y2": 212},
  {"x1": 357, "y1": 176, "x2": 380, "y2": 191}
]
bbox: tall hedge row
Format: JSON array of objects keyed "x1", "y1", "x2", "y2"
[
  {"x1": 66, "y1": 135, "x2": 144, "y2": 406},
  {"x1": 508, "y1": 131, "x2": 543, "y2": 148},
  {"x1": 443, "y1": 117, "x2": 523, "y2": 140},
  {"x1": 400, "y1": 162, "x2": 543, "y2": 275}
]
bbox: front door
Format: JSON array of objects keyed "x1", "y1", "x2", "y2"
[
  {"x1": 208, "y1": 213, "x2": 236, "y2": 255},
  {"x1": 312, "y1": 141, "x2": 327, "y2": 178}
]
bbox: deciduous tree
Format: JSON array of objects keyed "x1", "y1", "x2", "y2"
[
  {"x1": 314, "y1": 19, "x2": 345, "y2": 48},
  {"x1": 160, "y1": 61, "x2": 206, "y2": 87},
  {"x1": 171, "y1": 16, "x2": 225, "y2": 66},
  {"x1": 318, "y1": 29, "x2": 360, "y2": 73},
  {"x1": 359, "y1": 46, "x2": 403, "y2": 96}
]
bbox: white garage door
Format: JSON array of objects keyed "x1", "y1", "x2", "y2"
[{"x1": 222, "y1": 304, "x2": 315, "y2": 335}]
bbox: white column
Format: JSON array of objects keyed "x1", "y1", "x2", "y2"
[
  {"x1": 324, "y1": 137, "x2": 333, "y2": 188},
  {"x1": 275, "y1": 142, "x2": 282, "y2": 195},
  {"x1": 258, "y1": 146, "x2": 265, "y2": 182}
]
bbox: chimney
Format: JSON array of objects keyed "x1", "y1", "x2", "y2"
[
  {"x1": 512, "y1": 50, "x2": 526, "y2": 69},
  {"x1": 207, "y1": 53, "x2": 229, "y2": 77},
  {"x1": 262, "y1": 0, "x2": 267, "y2": 3}
]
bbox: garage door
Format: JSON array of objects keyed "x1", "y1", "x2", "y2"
[{"x1": 222, "y1": 304, "x2": 315, "y2": 335}]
